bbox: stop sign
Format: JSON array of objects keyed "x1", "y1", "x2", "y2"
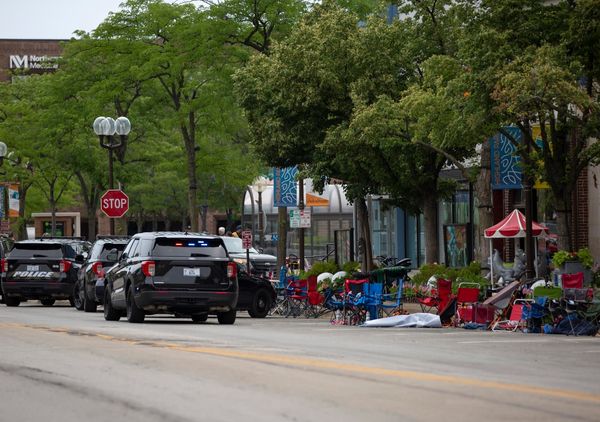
[{"x1": 101, "y1": 189, "x2": 129, "y2": 218}]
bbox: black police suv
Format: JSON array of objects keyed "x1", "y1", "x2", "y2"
[
  {"x1": 1, "y1": 238, "x2": 88, "y2": 307},
  {"x1": 73, "y1": 236, "x2": 129, "y2": 312},
  {"x1": 103, "y1": 232, "x2": 238, "y2": 324}
]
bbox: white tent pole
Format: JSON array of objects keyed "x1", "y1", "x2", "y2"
[{"x1": 489, "y1": 238, "x2": 494, "y2": 289}]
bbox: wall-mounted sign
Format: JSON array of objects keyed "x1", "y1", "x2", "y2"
[
  {"x1": 306, "y1": 193, "x2": 329, "y2": 207},
  {"x1": 9, "y1": 54, "x2": 60, "y2": 70}
]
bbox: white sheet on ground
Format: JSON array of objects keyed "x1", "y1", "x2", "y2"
[{"x1": 362, "y1": 313, "x2": 442, "y2": 328}]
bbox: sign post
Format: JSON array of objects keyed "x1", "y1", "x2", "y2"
[
  {"x1": 241, "y1": 230, "x2": 253, "y2": 272},
  {"x1": 101, "y1": 189, "x2": 129, "y2": 219}
]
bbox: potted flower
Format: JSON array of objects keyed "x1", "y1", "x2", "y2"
[{"x1": 552, "y1": 247, "x2": 594, "y2": 284}]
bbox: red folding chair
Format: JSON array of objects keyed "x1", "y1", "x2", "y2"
[
  {"x1": 418, "y1": 278, "x2": 452, "y2": 314},
  {"x1": 306, "y1": 275, "x2": 326, "y2": 318},
  {"x1": 561, "y1": 272, "x2": 584, "y2": 288},
  {"x1": 455, "y1": 282, "x2": 480, "y2": 325},
  {"x1": 491, "y1": 299, "x2": 531, "y2": 331}
]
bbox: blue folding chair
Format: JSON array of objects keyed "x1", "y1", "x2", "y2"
[
  {"x1": 379, "y1": 276, "x2": 404, "y2": 317},
  {"x1": 362, "y1": 282, "x2": 383, "y2": 320}
]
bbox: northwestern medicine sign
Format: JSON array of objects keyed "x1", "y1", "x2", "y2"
[{"x1": 9, "y1": 54, "x2": 60, "y2": 70}]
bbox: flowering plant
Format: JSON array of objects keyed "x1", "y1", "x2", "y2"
[{"x1": 552, "y1": 248, "x2": 594, "y2": 269}]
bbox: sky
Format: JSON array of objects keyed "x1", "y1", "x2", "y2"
[{"x1": 0, "y1": 0, "x2": 200, "y2": 39}]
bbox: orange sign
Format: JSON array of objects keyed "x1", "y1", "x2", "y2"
[{"x1": 306, "y1": 193, "x2": 329, "y2": 207}]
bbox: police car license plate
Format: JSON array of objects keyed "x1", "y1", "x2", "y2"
[
  {"x1": 183, "y1": 268, "x2": 200, "y2": 277},
  {"x1": 27, "y1": 265, "x2": 40, "y2": 272}
]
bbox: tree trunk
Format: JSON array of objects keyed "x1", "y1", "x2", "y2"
[
  {"x1": 181, "y1": 116, "x2": 198, "y2": 233},
  {"x1": 87, "y1": 212, "x2": 96, "y2": 241},
  {"x1": 356, "y1": 198, "x2": 373, "y2": 272},
  {"x1": 277, "y1": 206, "x2": 288, "y2": 271},
  {"x1": 474, "y1": 140, "x2": 493, "y2": 265},
  {"x1": 423, "y1": 194, "x2": 439, "y2": 263},
  {"x1": 152, "y1": 213, "x2": 158, "y2": 232},
  {"x1": 17, "y1": 184, "x2": 30, "y2": 240},
  {"x1": 165, "y1": 216, "x2": 171, "y2": 231},
  {"x1": 555, "y1": 197, "x2": 571, "y2": 251}
]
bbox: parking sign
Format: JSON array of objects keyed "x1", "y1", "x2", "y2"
[{"x1": 241, "y1": 230, "x2": 253, "y2": 249}]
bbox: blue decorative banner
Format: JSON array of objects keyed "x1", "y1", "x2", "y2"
[
  {"x1": 0, "y1": 186, "x2": 4, "y2": 218},
  {"x1": 273, "y1": 167, "x2": 298, "y2": 207},
  {"x1": 490, "y1": 127, "x2": 522, "y2": 190}
]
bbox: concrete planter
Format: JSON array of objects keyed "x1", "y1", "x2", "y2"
[{"x1": 553, "y1": 261, "x2": 592, "y2": 286}]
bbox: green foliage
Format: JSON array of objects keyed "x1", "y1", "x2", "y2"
[
  {"x1": 411, "y1": 261, "x2": 488, "y2": 291},
  {"x1": 306, "y1": 261, "x2": 339, "y2": 277},
  {"x1": 552, "y1": 248, "x2": 595, "y2": 269},
  {"x1": 341, "y1": 261, "x2": 360, "y2": 273}
]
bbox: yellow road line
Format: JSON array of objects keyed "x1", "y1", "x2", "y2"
[{"x1": 3, "y1": 322, "x2": 600, "y2": 404}]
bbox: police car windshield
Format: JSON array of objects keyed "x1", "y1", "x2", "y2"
[{"x1": 10, "y1": 243, "x2": 63, "y2": 259}]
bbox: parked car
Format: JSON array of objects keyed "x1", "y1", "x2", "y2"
[
  {"x1": 73, "y1": 236, "x2": 130, "y2": 312},
  {"x1": 0, "y1": 235, "x2": 14, "y2": 303},
  {"x1": 1, "y1": 238, "x2": 89, "y2": 307},
  {"x1": 236, "y1": 269, "x2": 277, "y2": 318},
  {"x1": 103, "y1": 232, "x2": 238, "y2": 324},
  {"x1": 220, "y1": 236, "x2": 278, "y2": 280}
]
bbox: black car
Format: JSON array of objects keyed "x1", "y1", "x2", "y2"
[
  {"x1": 1, "y1": 238, "x2": 88, "y2": 307},
  {"x1": 103, "y1": 232, "x2": 238, "y2": 324},
  {"x1": 73, "y1": 236, "x2": 129, "y2": 312},
  {"x1": 236, "y1": 269, "x2": 276, "y2": 318},
  {"x1": 220, "y1": 236, "x2": 278, "y2": 279}
]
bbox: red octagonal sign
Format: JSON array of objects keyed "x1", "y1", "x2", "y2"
[{"x1": 101, "y1": 189, "x2": 129, "y2": 218}]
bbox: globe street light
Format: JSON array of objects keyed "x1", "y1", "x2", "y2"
[
  {"x1": 92, "y1": 116, "x2": 131, "y2": 235},
  {"x1": 0, "y1": 142, "x2": 7, "y2": 166}
]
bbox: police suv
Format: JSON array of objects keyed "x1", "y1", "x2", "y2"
[{"x1": 1, "y1": 239, "x2": 88, "y2": 307}]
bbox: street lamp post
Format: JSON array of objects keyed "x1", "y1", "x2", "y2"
[
  {"x1": 92, "y1": 116, "x2": 131, "y2": 235},
  {"x1": 254, "y1": 177, "x2": 267, "y2": 249}
]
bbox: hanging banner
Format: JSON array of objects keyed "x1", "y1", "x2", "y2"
[
  {"x1": 8, "y1": 184, "x2": 19, "y2": 218},
  {"x1": 273, "y1": 167, "x2": 298, "y2": 207},
  {"x1": 0, "y1": 186, "x2": 5, "y2": 219},
  {"x1": 490, "y1": 127, "x2": 522, "y2": 190}
]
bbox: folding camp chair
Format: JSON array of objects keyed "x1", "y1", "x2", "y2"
[
  {"x1": 491, "y1": 299, "x2": 532, "y2": 332},
  {"x1": 417, "y1": 278, "x2": 452, "y2": 314},
  {"x1": 286, "y1": 278, "x2": 308, "y2": 318},
  {"x1": 362, "y1": 282, "x2": 383, "y2": 321},
  {"x1": 344, "y1": 279, "x2": 369, "y2": 325},
  {"x1": 379, "y1": 276, "x2": 405, "y2": 317},
  {"x1": 305, "y1": 276, "x2": 327, "y2": 318},
  {"x1": 561, "y1": 272, "x2": 584, "y2": 289},
  {"x1": 522, "y1": 296, "x2": 547, "y2": 333},
  {"x1": 455, "y1": 282, "x2": 480, "y2": 326}
]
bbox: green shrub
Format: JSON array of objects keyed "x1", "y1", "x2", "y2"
[
  {"x1": 411, "y1": 261, "x2": 488, "y2": 295},
  {"x1": 341, "y1": 261, "x2": 360, "y2": 273},
  {"x1": 552, "y1": 248, "x2": 594, "y2": 269},
  {"x1": 306, "y1": 260, "x2": 338, "y2": 277}
]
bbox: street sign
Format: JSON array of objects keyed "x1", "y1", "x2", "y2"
[
  {"x1": 289, "y1": 209, "x2": 311, "y2": 228},
  {"x1": 101, "y1": 189, "x2": 129, "y2": 218},
  {"x1": 241, "y1": 230, "x2": 253, "y2": 249}
]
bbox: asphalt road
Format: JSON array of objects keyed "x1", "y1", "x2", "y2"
[{"x1": 0, "y1": 302, "x2": 599, "y2": 422}]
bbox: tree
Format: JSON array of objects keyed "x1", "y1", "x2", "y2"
[{"x1": 92, "y1": 0, "x2": 241, "y2": 232}]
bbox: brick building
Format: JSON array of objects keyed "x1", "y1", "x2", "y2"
[{"x1": 0, "y1": 39, "x2": 64, "y2": 82}]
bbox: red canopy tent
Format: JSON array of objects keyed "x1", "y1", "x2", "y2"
[
  {"x1": 484, "y1": 209, "x2": 549, "y2": 284},
  {"x1": 484, "y1": 209, "x2": 549, "y2": 238}
]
